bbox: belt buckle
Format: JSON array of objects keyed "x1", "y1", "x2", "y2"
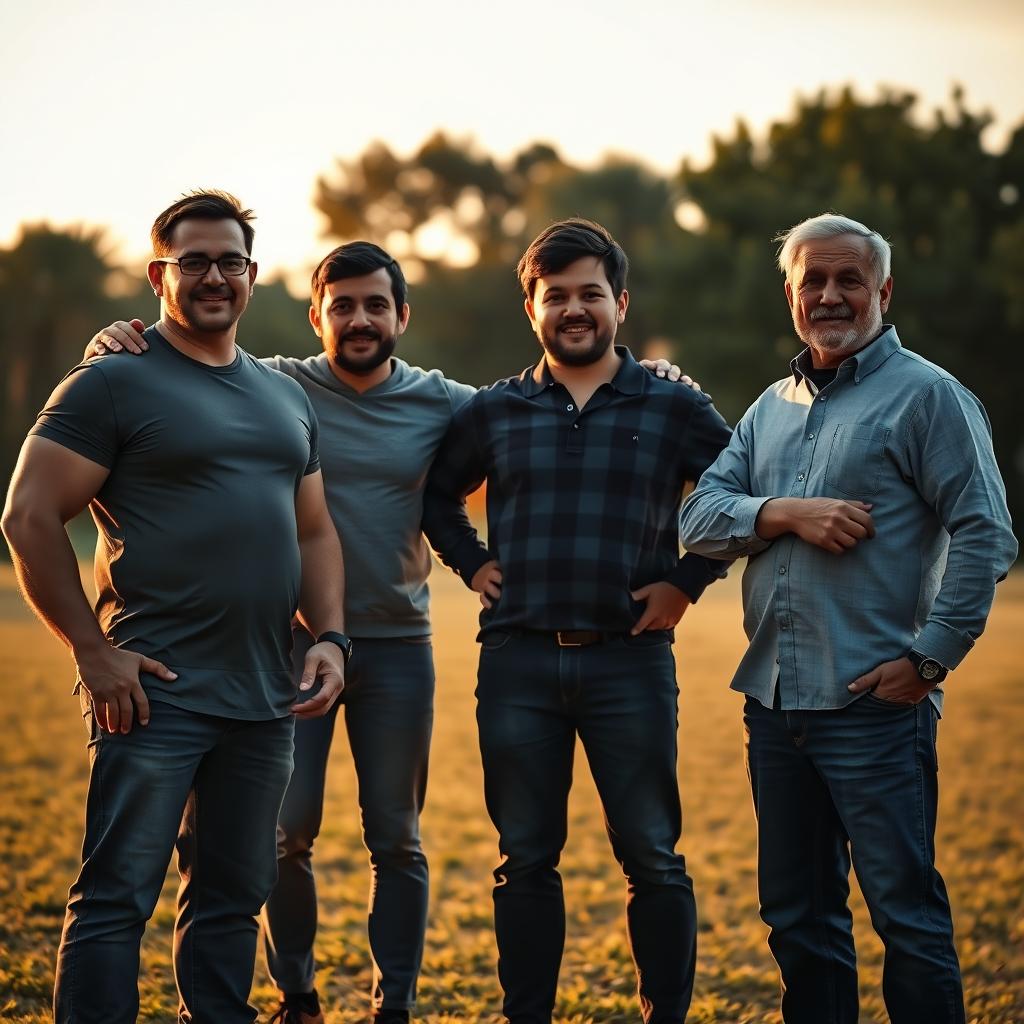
[{"x1": 556, "y1": 631, "x2": 584, "y2": 647}]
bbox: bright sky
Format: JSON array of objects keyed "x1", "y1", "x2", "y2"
[{"x1": 2, "y1": 0, "x2": 1022, "y2": 291}]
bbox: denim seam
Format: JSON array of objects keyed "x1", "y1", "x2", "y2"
[
  {"x1": 809, "y1": 771, "x2": 839, "y2": 1024},
  {"x1": 913, "y1": 706, "x2": 962, "y2": 1022},
  {"x1": 66, "y1": 726, "x2": 107, "y2": 1022}
]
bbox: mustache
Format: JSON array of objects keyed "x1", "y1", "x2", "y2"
[
  {"x1": 809, "y1": 303, "x2": 853, "y2": 321},
  {"x1": 191, "y1": 287, "x2": 234, "y2": 299},
  {"x1": 341, "y1": 328, "x2": 382, "y2": 342},
  {"x1": 559, "y1": 317, "x2": 596, "y2": 329}
]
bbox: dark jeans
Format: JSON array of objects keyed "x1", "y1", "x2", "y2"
[
  {"x1": 476, "y1": 631, "x2": 696, "y2": 1024},
  {"x1": 262, "y1": 634, "x2": 434, "y2": 1011},
  {"x1": 744, "y1": 693, "x2": 965, "y2": 1024},
  {"x1": 54, "y1": 698, "x2": 294, "y2": 1024}
]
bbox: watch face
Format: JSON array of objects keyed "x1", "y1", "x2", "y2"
[{"x1": 919, "y1": 660, "x2": 942, "y2": 681}]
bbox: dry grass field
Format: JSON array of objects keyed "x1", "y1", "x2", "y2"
[{"x1": 0, "y1": 565, "x2": 1021, "y2": 1023}]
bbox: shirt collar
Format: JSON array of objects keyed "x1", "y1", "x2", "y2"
[
  {"x1": 790, "y1": 324, "x2": 902, "y2": 385},
  {"x1": 521, "y1": 345, "x2": 646, "y2": 398}
]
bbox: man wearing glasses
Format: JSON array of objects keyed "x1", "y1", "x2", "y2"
[{"x1": 2, "y1": 191, "x2": 349, "y2": 1024}]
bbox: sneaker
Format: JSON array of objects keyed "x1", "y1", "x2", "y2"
[{"x1": 268, "y1": 990, "x2": 325, "y2": 1024}]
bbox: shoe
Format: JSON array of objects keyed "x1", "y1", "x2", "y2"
[{"x1": 268, "y1": 990, "x2": 325, "y2": 1024}]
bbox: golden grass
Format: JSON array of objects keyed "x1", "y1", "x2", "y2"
[{"x1": 0, "y1": 566, "x2": 1021, "y2": 1023}]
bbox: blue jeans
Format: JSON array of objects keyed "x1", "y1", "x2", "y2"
[
  {"x1": 744, "y1": 693, "x2": 965, "y2": 1024},
  {"x1": 476, "y1": 631, "x2": 696, "y2": 1024},
  {"x1": 54, "y1": 698, "x2": 294, "y2": 1024},
  {"x1": 262, "y1": 633, "x2": 434, "y2": 1011}
]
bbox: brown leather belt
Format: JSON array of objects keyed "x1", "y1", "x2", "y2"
[{"x1": 554, "y1": 630, "x2": 605, "y2": 647}]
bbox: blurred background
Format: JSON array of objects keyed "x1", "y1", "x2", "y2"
[{"x1": 2, "y1": 0, "x2": 1023, "y2": 521}]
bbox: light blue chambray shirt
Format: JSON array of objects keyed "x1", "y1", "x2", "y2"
[{"x1": 679, "y1": 326, "x2": 1017, "y2": 713}]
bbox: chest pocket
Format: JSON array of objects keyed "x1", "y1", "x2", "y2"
[{"x1": 824, "y1": 422, "x2": 890, "y2": 498}]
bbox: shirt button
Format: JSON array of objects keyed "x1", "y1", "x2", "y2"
[
  {"x1": 797, "y1": 473, "x2": 805, "y2": 481},
  {"x1": 819, "y1": 395, "x2": 827, "y2": 402},
  {"x1": 807, "y1": 433, "x2": 814, "y2": 440},
  {"x1": 780, "y1": 622, "x2": 789, "y2": 630},
  {"x1": 779, "y1": 567, "x2": 787, "y2": 575},
  {"x1": 572, "y1": 423, "x2": 579, "y2": 430},
  {"x1": 566, "y1": 404, "x2": 574, "y2": 411}
]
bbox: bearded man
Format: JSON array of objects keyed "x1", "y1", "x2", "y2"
[
  {"x1": 679, "y1": 212, "x2": 1016, "y2": 1024},
  {"x1": 422, "y1": 218, "x2": 733, "y2": 1024}
]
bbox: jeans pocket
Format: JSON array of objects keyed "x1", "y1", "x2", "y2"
[
  {"x1": 861, "y1": 691, "x2": 915, "y2": 710},
  {"x1": 398, "y1": 635, "x2": 433, "y2": 646},
  {"x1": 479, "y1": 630, "x2": 514, "y2": 652},
  {"x1": 78, "y1": 688, "x2": 101, "y2": 745},
  {"x1": 824, "y1": 421, "x2": 890, "y2": 498}
]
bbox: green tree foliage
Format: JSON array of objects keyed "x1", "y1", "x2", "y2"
[
  {"x1": 677, "y1": 86, "x2": 1024, "y2": 516},
  {"x1": 0, "y1": 225, "x2": 120, "y2": 473},
  {"x1": 313, "y1": 88, "x2": 1023, "y2": 518},
  {"x1": 1, "y1": 88, "x2": 1019, "y2": 524}
]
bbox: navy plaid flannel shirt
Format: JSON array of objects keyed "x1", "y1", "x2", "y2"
[{"x1": 422, "y1": 347, "x2": 734, "y2": 636}]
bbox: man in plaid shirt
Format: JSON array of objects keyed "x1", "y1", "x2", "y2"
[{"x1": 422, "y1": 219, "x2": 732, "y2": 1024}]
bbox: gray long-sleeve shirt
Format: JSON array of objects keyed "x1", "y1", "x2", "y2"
[{"x1": 679, "y1": 327, "x2": 1017, "y2": 712}]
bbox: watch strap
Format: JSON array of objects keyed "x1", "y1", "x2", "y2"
[{"x1": 316, "y1": 630, "x2": 353, "y2": 664}]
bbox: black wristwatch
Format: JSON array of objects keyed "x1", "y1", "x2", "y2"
[
  {"x1": 317, "y1": 631, "x2": 353, "y2": 664},
  {"x1": 907, "y1": 649, "x2": 947, "y2": 686}
]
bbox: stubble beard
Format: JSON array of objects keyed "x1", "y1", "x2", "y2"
[
  {"x1": 540, "y1": 323, "x2": 616, "y2": 368},
  {"x1": 800, "y1": 303, "x2": 883, "y2": 360},
  {"x1": 170, "y1": 287, "x2": 244, "y2": 335}
]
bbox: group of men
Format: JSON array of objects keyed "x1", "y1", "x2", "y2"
[{"x1": 1, "y1": 189, "x2": 1016, "y2": 1024}]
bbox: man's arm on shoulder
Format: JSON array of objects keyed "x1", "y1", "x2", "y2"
[
  {"x1": 2, "y1": 436, "x2": 175, "y2": 733},
  {"x1": 292, "y1": 469, "x2": 347, "y2": 718},
  {"x1": 422, "y1": 392, "x2": 493, "y2": 588},
  {"x1": 903, "y1": 378, "x2": 1017, "y2": 669}
]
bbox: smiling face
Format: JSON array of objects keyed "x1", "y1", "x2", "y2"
[
  {"x1": 525, "y1": 256, "x2": 628, "y2": 368},
  {"x1": 149, "y1": 218, "x2": 256, "y2": 336},
  {"x1": 310, "y1": 267, "x2": 409, "y2": 376},
  {"x1": 785, "y1": 233, "x2": 893, "y2": 367}
]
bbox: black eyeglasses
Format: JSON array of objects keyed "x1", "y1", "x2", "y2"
[{"x1": 156, "y1": 255, "x2": 252, "y2": 277}]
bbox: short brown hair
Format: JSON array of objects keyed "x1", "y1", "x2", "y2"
[
  {"x1": 516, "y1": 218, "x2": 628, "y2": 299},
  {"x1": 150, "y1": 190, "x2": 256, "y2": 256}
]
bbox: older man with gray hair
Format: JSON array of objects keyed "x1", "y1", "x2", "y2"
[{"x1": 679, "y1": 213, "x2": 1016, "y2": 1024}]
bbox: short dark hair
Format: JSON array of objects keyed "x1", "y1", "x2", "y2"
[
  {"x1": 150, "y1": 190, "x2": 256, "y2": 256},
  {"x1": 516, "y1": 218, "x2": 629, "y2": 298},
  {"x1": 310, "y1": 241, "x2": 408, "y2": 311}
]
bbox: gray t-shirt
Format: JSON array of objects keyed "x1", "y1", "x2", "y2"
[
  {"x1": 263, "y1": 354, "x2": 474, "y2": 637},
  {"x1": 31, "y1": 327, "x2": 320, "y2": 719}
]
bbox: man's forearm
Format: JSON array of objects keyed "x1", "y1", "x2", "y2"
[
  {"x1": 2, "y1": 509, "x2": 107, "y2": 658},
  {"x1": 296, "y1": 528, "x2": 346, "y2": 637}
]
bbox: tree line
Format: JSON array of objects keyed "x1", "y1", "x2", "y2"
[{"x1": 2, "y1": 86, "x2": 1021, "y2": 522}]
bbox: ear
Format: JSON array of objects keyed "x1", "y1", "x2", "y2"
[
  {"x1": 308, "y1": 302, "x2": 322, "y2": 337},
  {"x1": 616, "y1": 289, "x2": 629, "y2": 323},
  {"x1": 524, "y1": 295, "x2": 539, "y2": 330},
  {"x1": 397, "y1": 302, "x2": 411, "y2": 335},
  {"x1": 247, "y1": 261, "x2": 258, "y2": 292},
  {"x1": 784, "y1": 279, "x2": 794, "y2": 308},
  {"x1": 878, "y1": 275, "x2": 893, "y2": 314},
  {"x1": 147, "y1": 261, "x2": 165, "y2": 297}
]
